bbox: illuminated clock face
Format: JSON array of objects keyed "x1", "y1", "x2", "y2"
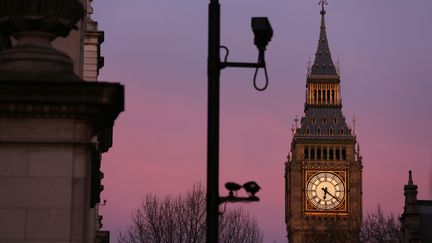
[{"x1": 306, "y1": 172, "x2": 345, "y2": 210}]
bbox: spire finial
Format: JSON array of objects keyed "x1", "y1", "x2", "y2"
[
  {"x1": 408, "y1": 170, "x2": 413, "y2": 185},
  {"x1": 352, "y1": 115, "x2": 357, "y2": 135},
  {"x1": 319, "y1": 0, "x2": 328, "y2": 14}
]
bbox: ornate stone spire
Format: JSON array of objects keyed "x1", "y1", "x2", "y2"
[
  {"x1": 404, "y1": 170, "x2": 419, "y2": 206},
  {"x1": 309, "y1": 1, "x2": 338, "y2": 77},
  {"x1": 408, "y1": 170, "x2": 414, "y2": 185}
]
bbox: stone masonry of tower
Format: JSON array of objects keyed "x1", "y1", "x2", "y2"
[{"x1": 285, "y1": 6, "x2": 363, "y2": 243}]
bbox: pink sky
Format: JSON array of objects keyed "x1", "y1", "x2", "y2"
[{"x1": 93, "y1": 1, "x2": 432, "y2": 242}]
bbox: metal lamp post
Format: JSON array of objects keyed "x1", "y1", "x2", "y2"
[{"x1": 206, "y1": 1, "x2": 273, "y2": 242}]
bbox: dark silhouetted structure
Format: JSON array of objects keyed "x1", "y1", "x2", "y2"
[
  {"x1": 400, "y1": 170, "x2": 432, "y2": 243},
  {"x1": 0, "y1": 0, "x2": 123, "y2": 242}
]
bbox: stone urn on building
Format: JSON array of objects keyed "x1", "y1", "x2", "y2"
[{"x1": 0, "y1": 0, "x2": 84, "y2": 80}]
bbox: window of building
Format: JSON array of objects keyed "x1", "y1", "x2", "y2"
[
  {"x1": 304, "y1": 148, "x2": 309, "y2": 160},
  {"x1": 310, "y1": 148, "x2": 315, "y2": 160},
  {"x1": 329, "y1": 149, "x2": 334, "y2": 160},
  {"x1": 342, "y1": 148, "x2": 347, "y2": 160},
  {"x1": 317, "y1": 148, "x2": 321, "y2": 160},
  {"x1": 323, "y1": 149, "x2": 328, "y2": 160},
  {"x1": 336, "y1": 148, "x2": 340, "y2": 160}
]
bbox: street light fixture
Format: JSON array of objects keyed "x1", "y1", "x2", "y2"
[
  {"x1": 224, "y1": 182, "x2": 242, "y2": 197},
  {"x1": 206, "y1": 1, "x2": 273, "y2": 242},
  {"x1": 243, "y1": 181, "x2": 261, "y2": 198},
  {"x1": 220, "y1": 181, "x2": 261, "y2": 204}
]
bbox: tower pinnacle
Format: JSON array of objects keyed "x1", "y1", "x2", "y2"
[
  {"x1": 408, "y1": 170, "x2": 413, "y2": 185},
  {"x1": 305, "y1": 2, "x2": 341, "y2": 108},
  {"x1": 309, "y1": 0, "x2": 337, "y2": 77},
  {"x1": 319, "y1": 0, "x2": 328, "y2": 15}
]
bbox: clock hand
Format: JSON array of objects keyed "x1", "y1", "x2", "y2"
[
  {"x1": 321, "y1": 187, "x2": 327, "y2": 200},
  {"x1": 324, "y1": 189, "x2": 341, "y2": 203}
]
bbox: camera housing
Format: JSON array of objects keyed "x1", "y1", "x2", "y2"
[{"x1": 251, "y1": 17, "x2": 273, "y2": 51}]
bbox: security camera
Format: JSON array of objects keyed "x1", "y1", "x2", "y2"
[
  {"x1": 225, "y1": 182, "x2": 242, "y2": 191},
  {"x1": 243, "y1": 181, "x2": 261, "y2": 197},
  {"x1": 251, "y1": 17, "x2": 273, "y2": 51}
]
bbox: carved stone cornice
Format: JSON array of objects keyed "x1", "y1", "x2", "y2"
[{"x1": 0, "y1": 80, "x2": 124, "y2": 132}]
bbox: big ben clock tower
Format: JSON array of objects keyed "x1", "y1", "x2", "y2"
[{"x1": 285, "y1": 2, "x2": 363, "y2": 242}]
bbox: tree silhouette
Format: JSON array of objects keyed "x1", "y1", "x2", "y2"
[
  {"x1": 118, "y1": 184, "x2": 263, "y2": 243},
  {"x1": 360, "y1": 205, "x2": 400, "y2": 243}
]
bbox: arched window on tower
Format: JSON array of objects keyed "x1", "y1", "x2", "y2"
[
  {"x1": 332, "y1": 90, "x2": 335, "y2": 103},
  {"x1": 321, "y1": 90, "x2": 324, "y2": 103},
  {"x1": 323, "y1": 148, "x2": 328, "y2": 160},
  {"x1": 304, "y1": 148, "x2": 309, "y2": 160},
  {"x1": 327, "y1": 90, "x2": 330, "y2": 104},
  {"x1": 342, "y1": 149, "x2": 347, "y2": 160},
  {"x1": 314, "y1": 90, "x2": 317, "y2": 103},
  {"x1": 329, "y1": 149, "x2": 334, "y2": 160},
  {"x1": 310, "y1": 148, "x2": 315, "y2": 160},
  {"x1": 318, "y1": 89, "x2": 321, "y2": 102},
  {"x1": 336, "y1": 148, "x2": 340, "y2": 160},
  {"x1": 317, "y1": 148, "x2": 321, "y2": 160}
]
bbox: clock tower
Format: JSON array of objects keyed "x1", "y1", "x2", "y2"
[{"x1": 285, "y1": 3, "x2": 363, "y2": 242}]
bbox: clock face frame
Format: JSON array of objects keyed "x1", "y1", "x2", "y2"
[{"x1": 305, "y1": 171, "x2": 346, "y2": 211}]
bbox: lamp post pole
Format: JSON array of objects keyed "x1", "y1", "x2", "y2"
[
  {"x1": 206, "y1": 1, "x2": 272, "y2": 241},
  {"x1": 206, "y1": 0, "x2": 220, "y2": 242}
]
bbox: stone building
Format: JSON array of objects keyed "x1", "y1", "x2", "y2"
[
  {"x1": 53, "y1": 0, "x2": 104, "y2": 81},
  {"x1": 400, "y1": 171, "x2": 432, "y2": 243},
  {"x1": 284, "y1": 4, "x2": 363, "y2": 242},
  {"x1": 0, "y1": 0, "x2": 122, "y2": 242}
]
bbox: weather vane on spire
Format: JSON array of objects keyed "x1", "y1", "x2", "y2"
[{"x1": 319, "y1": 0, "x2": 328, "y2": 14}]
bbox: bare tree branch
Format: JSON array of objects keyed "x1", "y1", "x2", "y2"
[
  {"x1": 360, "y1": 205, "x2": 401, "y2": 243},
  {"x1": 119, "y1": 183, "x2": 263, "y2": 243}
]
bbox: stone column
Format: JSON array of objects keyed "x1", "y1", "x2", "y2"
[{"x1": 0, "y1": 1, "x2": 124, "y2": 242}]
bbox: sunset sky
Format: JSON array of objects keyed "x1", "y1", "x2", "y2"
[{"x1": 92, "y1": 1, "x2": 432, "y2": 242}]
